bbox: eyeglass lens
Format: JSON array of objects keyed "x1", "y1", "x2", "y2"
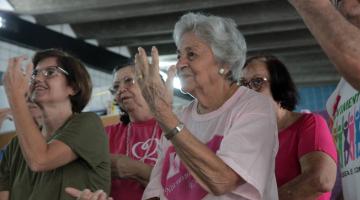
[{"x1": 110, "y1": 76, "x2": 135, "y2": 94}]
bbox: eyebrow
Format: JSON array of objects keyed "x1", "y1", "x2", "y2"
[{"x1": 177, "y1": 45, "x2": 200, "y2": 53}]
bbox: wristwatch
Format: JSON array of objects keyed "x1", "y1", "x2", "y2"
[{"x1": 165, "y1": 122, "x2": 184, "y2": 140}]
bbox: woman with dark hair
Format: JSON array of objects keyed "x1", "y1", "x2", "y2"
[
  {"x1": 0, "y1": 49, "x2": 110, "y2": 200},
  {"x1": 242, "y1": 55, "x2": 337, "y2": 200}
]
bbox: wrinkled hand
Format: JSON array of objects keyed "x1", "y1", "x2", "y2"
[
  {"x1": 3, "y1": 56, "x2": 33, "y2": 102},
  {"x1": 134, "y1": 47, "x2": 173, "y2": 120},
  {"x1": 65, "y1": 187, "x2": 113, "y2": 200},
  {"x1": 110, "y1": 154, "x2": 136, "y2": 179}
]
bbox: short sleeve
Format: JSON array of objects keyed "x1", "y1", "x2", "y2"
[
  {"x1": 217, "y1": 99, "x2": 278, "y2": 199},
  {"x1": 298, "y1": 114, "x2": 338, "y2": 163},
  {"x1": 0, "y1": 138, "x2": 17, "y2": 191},
  {"x1": 53, "y1": 112, "x2": 109, "y2": 169},
  {"x1": 142, "y1": 135, "x2": 168, "y2": 200}
]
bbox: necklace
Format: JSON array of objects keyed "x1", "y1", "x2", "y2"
[{"x1": 126, "y1": 121, "x2": 158, "y2": 162}]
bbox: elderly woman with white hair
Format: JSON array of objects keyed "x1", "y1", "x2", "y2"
[
  {"x1": 137, "y1": 12, "x2": 279, "y2": 200},
  {"x1": 67, "y1": 12, "x2": 279, "y2": 200}
]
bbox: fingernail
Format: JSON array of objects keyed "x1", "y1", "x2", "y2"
[{"x1": 152, "y1": 46, "x2": 156, "y2": 51}]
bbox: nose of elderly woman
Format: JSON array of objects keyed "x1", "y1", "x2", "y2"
[{"x1": 176, "y1": 60, "x2": 189, "y2": 75}]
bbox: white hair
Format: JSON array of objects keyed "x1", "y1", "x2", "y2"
[{"x1": 173, "y1": 12, "x2": 247, "y2": 81}]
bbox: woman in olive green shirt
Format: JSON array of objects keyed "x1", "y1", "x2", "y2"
[{"x1": 0, "y1": 49, "x2": 111, "y2": 200}]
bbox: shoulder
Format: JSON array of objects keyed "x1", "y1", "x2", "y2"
[
  {"x1": 68, "y1": 112, "x2": 102, "y2": 126},
  {"x1": 234, "y1": 87, "x2": 274, "y2": 115},
  {"x1": 297, "y1": 113, "x2": 331, "y2": 138},
  {"x1": 301, "y1": 113, "x2": 328, "y2": 127},
  {"x1": 75, "y1": 112, "x2": 100, "y2": 120}
]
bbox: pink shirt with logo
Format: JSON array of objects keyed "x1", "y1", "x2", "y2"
[
  {"x1": 106, "y1": 118, "x2": 162, "y2": 200},
  {"x1": 143, "y1": 87, "x2": 279, "y2": 200},
  {"x1": 275, "y1": 113, "x2": 337, "y2": 200}
]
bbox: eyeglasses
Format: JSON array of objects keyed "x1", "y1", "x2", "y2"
[
  {"x1": 31, "y1": 66, "x2": 69, "y2": 81},
  {"x1": 239, "y1": 77, "x2": 269, "y2": 92},
  {"x1": 109, "y1": 76, "x2": 136, "y2": 95}
]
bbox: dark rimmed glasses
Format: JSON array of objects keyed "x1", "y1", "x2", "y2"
[
  {"x1": 31, "y1": 66, "x2": 69, "y2": 81},
  {"x1": 239, "y1": 77, "x2": 269, "y2": 92},
  {"x1": 109, "y1": 76, "x2": 136, "y2": 95}
]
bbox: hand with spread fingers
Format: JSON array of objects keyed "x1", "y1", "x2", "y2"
[
  {"x1": 3, "y1": 56, "x2": 33, "y2": 103},
  {"x1": 134, "y1": 47, "x2": 173, "y2": 122},
  {"x1": 65, "y1": 187, "x2": 113, "y2": 200}
]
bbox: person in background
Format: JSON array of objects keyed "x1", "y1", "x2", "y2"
[
  {"x1": 106, "y1": 62, "x2": 164, "y2": 200},
  {"x1": 0, "y1": 49, "x2": 110, "y2": 200},
  {"x1": 66, "y1": 61, "x2": 176, "y2": 200},
  {"x1": 241, "y1": 55, "x2": 337, "y2": 200},
  {"x1": 288, "y1": 0, "x2": 360, "y2": 199}
]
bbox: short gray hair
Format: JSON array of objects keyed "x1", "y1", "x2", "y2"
[{"x1": 173, "y1": 12, "x2": 247, "y2": 81}]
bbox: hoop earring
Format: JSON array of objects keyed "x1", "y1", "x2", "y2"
[{"x1": 218, "y1": 68, "x2": 225, "y2": 75}]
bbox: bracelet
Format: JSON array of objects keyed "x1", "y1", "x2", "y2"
[{"x1": 165, "y1": 122, "x2": 184, "y2": 140}]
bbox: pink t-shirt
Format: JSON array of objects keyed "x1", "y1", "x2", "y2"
[
  {"x1": 143, "y1": 87, "x2": 279, "y2": 200},
  {"x1": 275, "y1": 113, "x2": 337, "y2": 199},
  {"x1": 106, "y1": 118, "x2": 162, "y2": 200}
]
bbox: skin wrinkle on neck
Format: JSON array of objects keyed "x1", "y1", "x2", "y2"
[{"x1": 196, "y1": 82, "x2": 238, "y2": 114}]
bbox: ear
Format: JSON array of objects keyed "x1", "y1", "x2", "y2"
[{"x1": 67, "y1": 85, "x2": 79, "y2": 97}]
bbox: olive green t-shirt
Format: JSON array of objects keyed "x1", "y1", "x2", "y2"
[{"x1": 0, "y1": 112, "x2": 111, "y2": 200}]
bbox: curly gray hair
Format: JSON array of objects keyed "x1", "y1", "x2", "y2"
[{"x1": 173, "y1": 12, "x2": 247, "y2": 81}]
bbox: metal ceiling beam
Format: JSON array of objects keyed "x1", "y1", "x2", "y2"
[
  {"x1": 98, "y1": 34, "x2": 173, "y2": 47},
  {"x1": 279, "y1": 52, "x2": 330, "y2": 64},
  {"x1": 248, "y1": 45, "x2": 323, "y2": 56},
  {"x1": 246, "y1": 29, "x2": 318, "y2": 51},
  {"x1": 34, "y1": 0, "x2": 272, "y2": 25},
  {"x1": 8, "y1": 0, "x2": 161, "y2": 15},
  {"x1": 126, "y1": 29, "x2": 318, "y2": 56},
  {"x1": 98, "y1": 20, "x2": 306, "y2": 47},
  {"x1": 71, "y1": 0, "x2": 299, "y2": 39},
  {"x1": 0, "y1": 12, "x2": 129, "y2": 73}
]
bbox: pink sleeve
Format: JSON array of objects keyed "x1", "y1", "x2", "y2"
[{"x1": 298, "y1": 113, "x2": 338, "y2": 163}]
